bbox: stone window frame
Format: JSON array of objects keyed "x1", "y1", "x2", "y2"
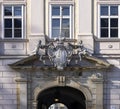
[
  {"x1": 1, "y1": 4, "x2": 26, "y2": 39},
  {"x1": 98, "y1": 4, "x2": 119, "y2": 38},
  {"x1": 98, "y1": 4, "x2": 120, "y2": 39},
  {"x1": 48, "y1": 2, "x2": 74, "y2": 39}
]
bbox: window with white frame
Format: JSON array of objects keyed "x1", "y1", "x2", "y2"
[
  {"x1": 49, "y1": 5, "x2": 73, "y2": 38},
  {"x1": 3, "y1": 5, "x2": 24, "y2": 39},
  {"x1": 99, "y1": 5, "x2": 119, "y2": 38}
]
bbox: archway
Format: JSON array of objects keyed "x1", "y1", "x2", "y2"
[{"x1": 37, "y1": 86, "x2": 86, "y2": 109}]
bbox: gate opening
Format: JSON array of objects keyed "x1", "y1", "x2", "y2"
[{"x1": 37, "y1": 86, "x2": 86, "y2": 109}]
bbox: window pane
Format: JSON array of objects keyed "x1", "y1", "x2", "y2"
[
  {"x1": 111, "y1": 29, "x2": 118, "y2": 37},
  {"x1": 14, "y1": 6, "x2": 22, "y2": 16},
  {"x1": 4, "y1": 6, "x2": 12, "y2": 16},
  {"x1": 4, "y1": 19, "x2": 12, "y2": 28},
  {"x1": 4, "y1": 29, "x2": 12, "y2": 38},
  {"x1": 110, "y1": 6, "x2": 118, "y2": 15},
  {"x1": 3, "y1": 5, "x2": 23, "y2": 39},
  {"x1": 62, "y1": 6, "x2": 69, "y2": 15},
  {"x1": 62, "y1": 19, "x2": 69, "y2": 28},
  {"x1": 51, "y1": 5, "x2": 71, "y2": 38},
  {"x1": 52, "y1": 19, "x2": 60, "y2": 28},
  {"x1": 52, "y1": 6, "x2": 60, "y2": 16},
  {"x1": 14, "y1": 29, "x2": 22, "y2": 37},
  {"x1": 14, "y1": 19, "x2": 22, "y2": 28},
  {"x1": 62, "y1": 29, "x2": 69, "y2": 38},
  {"x1": 110, "y1": 18, "x2": 118, "y2": 27},
  {"x1": 52, "y1": 29, "x2": 60, "y2": 37},
  {"x1": 101, "y1": 29, "x2": 108, "y2": 37},
  {"x1": 100, "y1": 6, "x2": 108, "y2": 16},
  {"x1": 101, "y1": 18, "x2": 108, "y2": 27}
]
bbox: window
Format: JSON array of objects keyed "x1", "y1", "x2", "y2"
[
  {"x1": 99, "y1": 5, "x2": 119, "y2": 38},
  {"x1": 49, "y1": 5, "x2": 73, "y2": 38},
  {"x1": 3, "y1": 5, "x2": 24, "y2": 39}
]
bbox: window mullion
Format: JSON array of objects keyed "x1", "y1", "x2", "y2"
[
  {"x1": 119, "y1": 5, "x2": 120, "y2": 38},
  {"x1": 108, "y1": 6, "x2": 110, "y2": 38},
  {"x1": 70, "y1": 5, "x2": 72, "y2": 39},
  {"x1": 12, "y1": 6, "x2": 14, "y2": 38},
  {"x1": 59, "y1": 6, "x2": 62, "y2": 38},
  {"x1": 50, "y1": 5, "x2": 52, "y2": 38},
  {"x1": 108, "y1": 18, "x2": 110, "y2": 38},
  {"x1": 12, "y1": 18, "x2": 14, "y2": 39},
  {"x1": 22, "y1": 5, "x2": 23, "y2": 39},
  {"x1": 98, "y1": 5, "x2": 100, "y2": 38}
]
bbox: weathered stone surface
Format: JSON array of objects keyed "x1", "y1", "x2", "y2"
[{"x1": 3, "y1": 105, "x2": 17, "y2": 109}]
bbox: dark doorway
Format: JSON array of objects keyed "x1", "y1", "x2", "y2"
[{"x1": 37, "y1": 86, "x2": 86, "y2": 109}]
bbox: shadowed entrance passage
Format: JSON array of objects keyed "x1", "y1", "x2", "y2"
[{"x1": 37, "y1": 86, "x2": 86, "y2": 109}]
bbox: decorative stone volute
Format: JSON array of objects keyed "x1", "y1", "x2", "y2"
[{"x1": 89, "y1": 73, "x2": 104, "y2": 83}]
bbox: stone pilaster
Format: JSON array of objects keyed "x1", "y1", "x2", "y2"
[
  {"x1": 89, "y1": 75, "x2": 104, "y2": 109},
  {"x1": 30, "y1": 0, "x2": 44, "y2": 34},
  {"x1": 15, "y1": 77, "x2": 28, "y2": 109}
]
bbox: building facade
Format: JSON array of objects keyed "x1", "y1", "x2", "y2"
[{"x1": 0, "y1": 0, "x2": 120, "y2": 109}]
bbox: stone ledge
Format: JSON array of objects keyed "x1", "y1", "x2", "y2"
[
  {"x1": 14, "y1": 77, "x2": 29, "y2": 83},
  {"x1": 0, "y1": 39, "x2": 28, "y2": 42}
]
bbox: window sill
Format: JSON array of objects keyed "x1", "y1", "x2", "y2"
[
  {"x1": 94, "y1": 37, "x2": 120, "y2": 42},
  {"x1": 0, "y1": 39, "x2": 29, "y2": 42}
]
